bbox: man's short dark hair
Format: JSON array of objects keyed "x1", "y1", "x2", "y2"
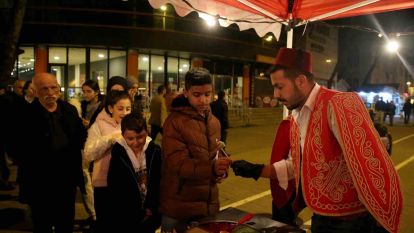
[
  {"x1": 217, "y1": 90, "x2": 225, "y2": 100},
  {"x1": 185, "y1": 68, "x2": 212, "y2": 90},
  {"x1": 121, "y1": 114, "x2": 147, "y2": 134},
  {"x1": 157, "y1": 85, "x2": 165, "y2": 94}
]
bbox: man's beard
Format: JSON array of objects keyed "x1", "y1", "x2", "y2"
[{"x1": 279, "y1": 84, "x2": 305, "y2": 110}]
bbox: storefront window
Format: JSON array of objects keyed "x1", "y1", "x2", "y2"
[
  {"x1": 49, "y1": 47, "x2": 67, "y2": 97},
  {"x1": 109, "y1": 50, "x2": 126, "y2": 77},
  {"x1": 138, "y1": 54, "x2": 150, "y2": 108},
  {"x1": 68, "y1": 47, "x2": 86, "y2": 99},
  {"x1": 178, "y1": 59, "x2": 189, "y2": 92},
  {"x1": 90, "y1": 49, "x2": 108, "y2": 93},
  {"x1": 167, "y1": 57, "x2": 178, "y2": 92},
  {"x1": 151, "y1": 55, "x2": 164, "y2": 97},
  {"x1": 18, "y1": 46, "x2": 34, "y2": 80},
  {"x1": 49, "y1": 47, "x2": 67, "y2": 64}
]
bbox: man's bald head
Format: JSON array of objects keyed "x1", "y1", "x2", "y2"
[
  {"x1": 32, "y1": 73, "x2": 57, "y2": 87},
  {"x1": 32, "y1": 73, "x2": 60, "y2": 111}
]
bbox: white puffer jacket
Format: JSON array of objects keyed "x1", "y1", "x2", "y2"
[{"x1": 84, "y1": 109, "x2": 122, "y2": 187}]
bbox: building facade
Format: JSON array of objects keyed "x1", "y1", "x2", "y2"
[{"x1": 14, "y1": 0, "x2": 338, "y2": 108}]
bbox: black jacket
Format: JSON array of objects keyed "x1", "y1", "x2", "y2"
[
  {"x1": 18, "y1": 99, "x2": 86, "y2": 203},
  {"x1": 107, "y1": 140, "x2": 162, "y2": 232},
  {"x1": 210, "y1": 99, "x2": 229, "y2": 129}
]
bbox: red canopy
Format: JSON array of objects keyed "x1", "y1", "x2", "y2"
[
  {"x1": 149, "y1": 0, "x2": 414, "y2": 38},
  {"x1": 213, "y1": 0, "x2": 414, "y2": 21}
]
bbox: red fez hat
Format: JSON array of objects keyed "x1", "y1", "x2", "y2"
[{"x1": 272, "y1": 48, "x2": 312, "y2": 74}]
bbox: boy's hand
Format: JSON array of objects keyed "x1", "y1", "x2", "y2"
[
  {"x1": 215, "y1": 140, "x2": 226, "y2": 151},
  {"x1": 214, "y1": 158, "x2": 232, "y2": 177}
]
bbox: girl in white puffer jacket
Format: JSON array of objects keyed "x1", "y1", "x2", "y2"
[{"x1": 84, "y1": 90, "x2": 132, "y2": 232}]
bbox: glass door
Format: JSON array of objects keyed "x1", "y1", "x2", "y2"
[{"x1": 49, "y1": 64, "x2": 68, "y2": 100}]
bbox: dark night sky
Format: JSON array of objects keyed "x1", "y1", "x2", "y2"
[{"x1": 330, "y1": 8, "x2": 414, "y2": 33}]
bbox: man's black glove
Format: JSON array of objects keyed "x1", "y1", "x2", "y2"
[{"x1": 231, "y1": 160, "x2": 264, "y2": 181}]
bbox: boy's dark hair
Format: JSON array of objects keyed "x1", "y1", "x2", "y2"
[
  {"x1": 121, "y1": 114, "x2": 147, "y2": 134},
  {"x1": 104, "y1": 90, "x2": 131, "y2": 115},
  {"x1": 185, "y1": 68, "x2": 212, "y2": 90}
]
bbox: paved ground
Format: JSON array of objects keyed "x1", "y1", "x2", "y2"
[{"x1": 1, "y1": 116, "x2": 414, "y2": 232}]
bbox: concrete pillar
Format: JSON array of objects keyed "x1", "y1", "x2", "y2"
[
  {"x1": 242, "y1": 64, "x2": 250, "y2": 106},
  {"x1": 35, "y1": 45, "x2": 47, "y2": 74},
  {"x1": 191, "y1": 58, "x2": 203, "y2": 68},
  {"x1": 127, "y1": 49, "x2": 138, "y2": 79}
]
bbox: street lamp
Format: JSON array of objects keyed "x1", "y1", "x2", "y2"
[
  {"x1": 265, "y1": 35, "x2": 273, "y2": 42},
  {"x1": 198, "y1": 13, "x2": 217, "y2": 27},
  {"x1": 386, "y1": 40, "x2": 400, "y2": 53}
]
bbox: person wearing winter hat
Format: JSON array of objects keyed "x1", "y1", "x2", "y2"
[
  {"x1": 106, "y1": 76, "x2": 128, "y2": 94},
  {"x1": 126, "y1": 75, "x2": 143, "y2": 117}
]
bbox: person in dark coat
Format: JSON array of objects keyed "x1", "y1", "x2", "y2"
[
  {"x1": 387, "y1": 101, "x2": 396, "y2": 126},
  {"x1": 107, "y1": 114, "x2": 162, "y2": 233},
  {"x1": 210, "y1": 90, "x2": 229, "y2": 144},
  {"x1": 403, "y1": 98, "x2": 412, "y2": 124},
  {"x1": 18, "y1": 73, "x2": 86, "y2": 233},
  {"x1": 0, "y1": 82, "x2": 14, "y2": 190}
]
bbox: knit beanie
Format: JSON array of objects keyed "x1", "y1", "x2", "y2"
[{"x1": 106, "y1": 76, "x2": 128, "y2": 93}]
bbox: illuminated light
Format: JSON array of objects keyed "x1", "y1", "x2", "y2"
[
  {"x1": 98, "y1": 54, "x2": 105, "y2": 58},
  {"x1": 30, "y1": 58, "x2": 35, "y2": 62},
  {"x1": 179, "y1": 68, "x2": 183, "y2": 72},
  {"x1": 199, "y1": 13, "x2": 217, "y2": 27},
  {"x1": 143, "y1": 57, "x2": 149, "y2": 62},
  {"x1": 52, "y1": 68, "x2": 57, "y2": 71},
  {"x1": 407, "y1": 81, "x2": 412, "y2": 86},
  {"x1": 259, "y1": 72, "x2": 265, "y2": 77},
  {"x1": 386, "y1": 40, "x2": 399, "y2": 53},
  {"x1": 396, "y1": 33, "x2": 401, "y2": 37},
  {"x1": 326, "y1": 59, "x2": 332, "y2": 63},
  {"x1": 157, "y1": 66, "x2": 162, "y2": 70},
  {"x1": 182, "y1": 64, "x2": 188, "y2": 68},
  {"x1": 265, "y1": 35, "x2": 273, "y2": 42},
  {"x1": 160, "y1": 5, "x2": 167, "y2": 11},
  {"x1": 378, "y1": 33, "x2": 383, "y2": 38},
  {"x1": 54, "y1": 56, "x2": 60, "y2": 60}
]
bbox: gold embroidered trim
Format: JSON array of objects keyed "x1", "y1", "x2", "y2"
[{"x1": 330, "y1": 92, "x2": 402, "y2": 233}]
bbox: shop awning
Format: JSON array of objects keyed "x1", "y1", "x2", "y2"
[{"x1": 148, "y1": 0, "x2": 414, "y2": 38}]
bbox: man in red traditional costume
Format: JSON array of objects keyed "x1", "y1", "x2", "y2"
[{"x1": 232, "y1": 48, "x2": 403, "y2": 233}]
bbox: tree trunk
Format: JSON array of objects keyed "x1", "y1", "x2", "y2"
[{"x1": 0, "y1": 0, "x2": 27, "y2": 84}]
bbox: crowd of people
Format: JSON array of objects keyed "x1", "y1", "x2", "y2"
[{"x1": 0, "y1": 47, "x2": 406, "y2": 233}]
